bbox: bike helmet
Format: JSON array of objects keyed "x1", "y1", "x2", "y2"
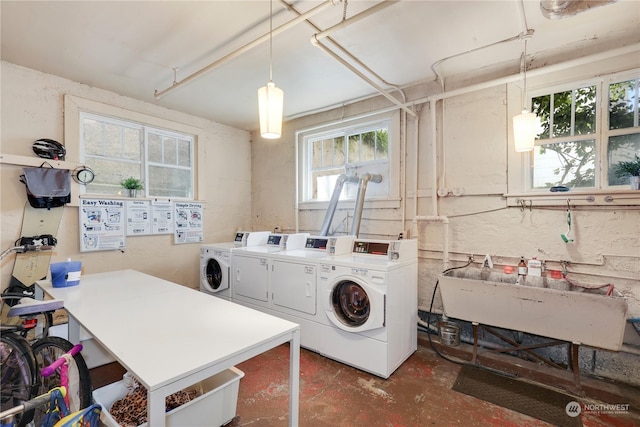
[{"x1": 32, "y1": 139, "x2": 66, "y2": 161}]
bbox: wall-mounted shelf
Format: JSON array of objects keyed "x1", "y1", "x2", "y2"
[
  {"x1": 0, "y1": 153, "x2": 80, "y2": 170},
  {"x1": 1, "y1": 153, "x2": 82, "y2": 207}
]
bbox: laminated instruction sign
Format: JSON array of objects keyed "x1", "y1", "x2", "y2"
[
  {"x1": 174, "y1": 202, "x2": 204, "y2": 244},
  {"x1": 126, "y1": 200, "x2": 151, "y2": 236},
  {"x1": 79, "y1": 199, "x2": 126, "y2": 252},
  {"x1": 152, "y1": 199, "x2": 173, "y2": 235},
  {"x1": 79, "y1": 198, "x2": 202, "y2": 251}
]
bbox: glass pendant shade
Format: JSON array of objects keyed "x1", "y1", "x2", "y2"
[
  {"x1": 513, "y1": 109, "x2": 537, "y2": 152},
  {"x1": 258, "y1": 81, "x2": 284, "y2": 139}
]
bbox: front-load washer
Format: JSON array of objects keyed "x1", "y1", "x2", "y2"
[
  {"x1": 318, "y1": 239, "x2": 417, "y2": 378},
  {"x1": 231, "y1": 233, "x2": 308, "y2": 311},
  {"x1": 200, "y1": 231, "x2": 270, "y2": 300},
  {"x1": 266, "y1": 235, "x2": 355, "y2": 352}
]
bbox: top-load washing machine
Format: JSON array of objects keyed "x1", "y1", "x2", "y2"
[
  {"x1": 317, "y1": 238, "x2": 418, "y2": 378},
  {"x1": 266, "y1": 235, "x2": 355, "y2": 351},
  {"x1": 231, "y1": 233, "x2": 308, "y2": 311},
  {"x1": 200, "y1": 231, "x2": 270, "y2": 300}
]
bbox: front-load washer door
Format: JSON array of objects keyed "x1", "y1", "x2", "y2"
[
  {"x1": 326, "y1": 278, "x2": 385, "y2": 333},
  {"x1": 202, "y1": 257, "x2": 229, "y2": 292}
]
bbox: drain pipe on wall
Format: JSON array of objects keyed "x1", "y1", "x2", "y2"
[
  {"x1": 406, "y1": 43, "x2": 640, "y2": 270},
  {"x1": 414, "y1": 99, "x2": 450, "y2": 271}
]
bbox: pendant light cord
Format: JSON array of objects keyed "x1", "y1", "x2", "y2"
[
  {"x1": 522, "y1": 38, "x2": 528, "y2": 111},
  {"x1": 269, "y1": 0, "x2": 273, "y2": 83}
]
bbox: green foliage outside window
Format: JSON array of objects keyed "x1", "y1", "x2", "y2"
[{"x1": 531, "y1": 77, "x2": 639, "y2": 189}]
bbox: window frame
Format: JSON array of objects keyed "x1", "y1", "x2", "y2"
[
  {"x1": 507, "y1": 67, "x2": 640, "y2": 206},
  {"x1": 64, "y1": 95, "x2": 202, "y2": 201},
  {"x1": 297, "y1": 110, "x2": 401, "y2": 210}
]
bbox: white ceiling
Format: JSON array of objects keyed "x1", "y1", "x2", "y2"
[{"x1": 1, "y1": 0, "x2": 639, "y2": 132}]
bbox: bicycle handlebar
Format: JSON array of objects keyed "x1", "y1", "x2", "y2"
[
  {"x1": 0, "y1": 387, "x2": 67, "y2": 421},
  {"x1": 41, "y1": 344, "x2": 83, "y2": 377}
]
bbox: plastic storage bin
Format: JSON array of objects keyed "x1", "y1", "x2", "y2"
[{"x1": 93, "y1": 367, "x2": 244, "y2": 427}]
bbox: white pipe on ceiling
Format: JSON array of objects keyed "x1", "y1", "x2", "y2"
[
  {"x1": 311, "y1": 39, "x2": 416, "y2": 117},
  {"x1": 154, "y1": 0, "x2": 341, "y2": 100},
  {"x1": 312, "y1": 0, "x2": 400, "y2": 42},
  {"x1": 280, "y1": 0, "x2": 406, "y2": 103},
  {"x1": 310, "y1": 0, "x2": 415, "y2": 116}
]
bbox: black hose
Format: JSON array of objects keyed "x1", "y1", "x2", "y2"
[{"x1": 424, "y1": 261, "x2": 517, "y2": 378}]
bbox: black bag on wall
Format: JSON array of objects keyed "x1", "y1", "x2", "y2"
[{"x1": 19, "y1": 162, "x2": 71, "y2": 209}]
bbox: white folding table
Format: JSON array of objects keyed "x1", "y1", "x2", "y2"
[{"x1": 37, "y1": 269, "x2": 300, "y2": 426}]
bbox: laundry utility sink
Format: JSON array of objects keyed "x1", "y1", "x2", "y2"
[{"x1": 439, "y1": 269, "x2": 628, "y2": 351}]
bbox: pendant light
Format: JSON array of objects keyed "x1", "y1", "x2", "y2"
[
  {"x1": 513, "y1": 39, "x2": 537, "y2": 152},
  {"x1": 258, "y1": 0, "x2": 284, "y2": 139}
]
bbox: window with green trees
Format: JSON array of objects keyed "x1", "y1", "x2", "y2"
[
  {"x1": 530, "y1": 72, "x2": 639, "y2": 189},
  {"x1": 304, "y1": 120, "x2": 390, "y2": 202}
]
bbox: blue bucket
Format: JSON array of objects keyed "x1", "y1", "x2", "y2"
[{"x1": 50, "y1": 261, "x2": 82, "y2": 288}]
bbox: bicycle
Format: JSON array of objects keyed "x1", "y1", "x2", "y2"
[
  {"x1": 1, "y1": 299, "x2": 93, "y2": 427},
  {"x1": 1, "y1": 372, "x2": 102, "y2": 427},
  {"x1": 1, "y1": 242, "x2": 92, "y2": 427}
]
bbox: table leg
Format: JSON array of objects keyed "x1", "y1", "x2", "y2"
[
  {"x1": 289, "y1": 328, "x2": 300, "y2": 427},
  {"x1": 67, "y1": 314, "x2": 81, "y2": 345},
  {"x1": 148, "y1": 389, "x2": 165, "y2": 427}
]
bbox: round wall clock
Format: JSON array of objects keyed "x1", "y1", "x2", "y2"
[{"x1": 73, "y1": 166, "x2": 95, "y2": 185}]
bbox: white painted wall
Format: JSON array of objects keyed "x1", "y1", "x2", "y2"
[
  {"x1": 251, "y1": 50, "x2": 640, "y2": 384},
  {"x1": 1, "y1": 61, "x2": 252, "y2": 289}
]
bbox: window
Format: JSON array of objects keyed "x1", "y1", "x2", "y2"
[
  {"x1": 81, "y1": 112, "x2": 194, "y2": 198},
  {"x1": 528, "y1": 71, "x2": 640, "y2": 191},
  {"x1": 299, "y1": 113, "x2": 397, "y2": 204}
]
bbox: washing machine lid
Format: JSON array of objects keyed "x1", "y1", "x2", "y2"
[{"x1": 202, "y1": 241, "x2": 237, "y2": 251}]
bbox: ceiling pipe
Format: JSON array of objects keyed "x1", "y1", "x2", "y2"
[
  {"x1": 313, "y1": 0, "x2": 399, "y2": 42},
  {"x1": 432, "y1": 0, "x2": 534, "y2": 90},
  {"x1": 312, "y1": 39, "x2": 416, "y2": 118},
  {"x1": 280, "y1": 0, "x2": 406, "y2": 103},
  {"x1": 540, "y1": 0, "x2": 616, "y2": 19},
  {"x1": 310, "y1": 0, "x2": 415, "y2": 117},
  {"x1": 154, "y1": 0, "x2": 341, "y2": 100}
]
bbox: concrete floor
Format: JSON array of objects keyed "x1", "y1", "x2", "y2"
[
  {"x1": 90, "y1": 333, "x2": 640, "y2": 427},
  {"x1": 229, "y1": 337, "x2": 639, "y2": 427}
]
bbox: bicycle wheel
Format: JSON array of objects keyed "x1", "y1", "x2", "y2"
[
  {"x1": 30, "y1": 337, "x2": 92, "y2": 426},
  {"x1": 0, "y1": 332, "x2": 36, "y2": 426}
]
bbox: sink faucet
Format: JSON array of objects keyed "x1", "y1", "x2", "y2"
[
  {"x1": 482, "y1": 254, "x2": 493, "y2": 269},
  {"x1": 560, "y1": 260, "x2": 569, "y2": 278}
]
